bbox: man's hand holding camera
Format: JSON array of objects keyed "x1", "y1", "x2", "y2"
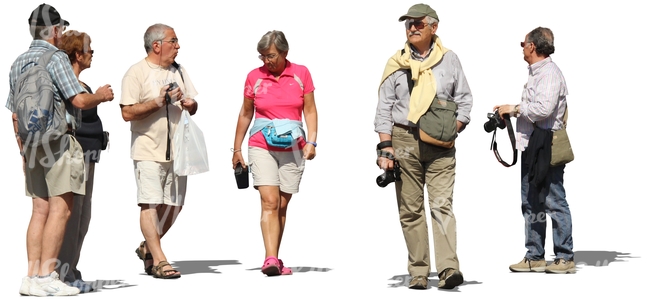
[
  {"x1": 376, "y1": 137, "x2": 395, "y2": 170},
  {"x1": 377, "y1": 146, "x2": 395, "y2": 171},
  {"x1": 487, "y1": 103, "x2": 520, "y2": 167},
  {"x1": 493, "y1": 104, "x2": 519, "y2": 119},
  {"x1": 376, "y1": 140, "x2": 401, "y2": 187},
  {"x1": 154, "y1": 83, "x2": 184, "y2": 108}
]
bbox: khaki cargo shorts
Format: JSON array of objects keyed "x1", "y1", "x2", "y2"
[{"x1": 23, "y1": 135, "x2": 85, "y2": 198}]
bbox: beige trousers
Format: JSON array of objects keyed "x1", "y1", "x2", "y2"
[{"x1": 392, "y1": 125, "x2": 460, "y2": 277}]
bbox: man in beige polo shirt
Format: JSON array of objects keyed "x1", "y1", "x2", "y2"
[{"x1": 120, "y1": 23, "x2": 198, "y2": 279}]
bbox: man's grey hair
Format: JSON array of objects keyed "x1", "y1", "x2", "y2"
[
  {"x1": 144, "y1": 23, "x2": 173, "y2": 53},
  {"x1": 426, "y1": 16, "x2": 439, "y2": 25},
  {"x1": 30, "y1": 25, "x2": 58, "y2": 40},
  {"x1": 526, "y1": 27, "x2": 555, "y2": 56},
  {"x1": 257, "y1": 30, "x2": 289, "y2": 53}
]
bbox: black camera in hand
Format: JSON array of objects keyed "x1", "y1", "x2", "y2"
[
  {"x1": 377, "y1": 161, "x2": 401, "y2": 188},
  {"x1": 234, "y1": 162, "x2": 249, "y2": 189},
  {"x1": 484, "y1": 110, "x2": 507, "y2": 133},
  {"x1": 167, "y1": 82, "x2": 179, "y2": 91}
]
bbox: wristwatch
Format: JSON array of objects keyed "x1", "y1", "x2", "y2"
[
  {"x1": 514, "y1": 105, "x2": 520, "y2": 117},
  {"x1": 306, "y1": 141, "x2": 317, "y2": 147}
]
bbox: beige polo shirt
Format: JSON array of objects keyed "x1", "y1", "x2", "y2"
[{"x1": 120, "y1": 58, "x2": 198, "y2": 162}]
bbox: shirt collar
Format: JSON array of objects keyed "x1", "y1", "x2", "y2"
[
  {"x1": 528, "y1": 56, "x2": 552, "y2": 75},
  {"x1": 261, "y1": 60, "x2": 294, "y2": 78},
  {"x1": 29, "y1": 40, "x2": 58, "y2": 51},
  {"x1": 409, "y1": 39, "x2": 435, "y2": 61}
]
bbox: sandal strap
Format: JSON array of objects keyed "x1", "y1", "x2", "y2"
[
  {"x1": 153, "y1": 261, "x2": 179, "y2": 277},
  {"x1": 157, "y1": 261, "x2": 171, "y2": 268}
]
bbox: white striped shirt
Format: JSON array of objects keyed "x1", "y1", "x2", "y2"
[{"x1": 516, "y1": 57, "x2": 568, "y2": 151}]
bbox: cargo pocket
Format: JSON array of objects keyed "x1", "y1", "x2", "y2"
[{"x1": 68, "y1": 136, "x2": 86, "y2": 194}]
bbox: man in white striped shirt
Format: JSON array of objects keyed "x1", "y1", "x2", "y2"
[{"x1": 494, "y1": 27, "x2": 575, "y2": 274}]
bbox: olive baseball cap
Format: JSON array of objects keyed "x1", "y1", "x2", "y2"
[{"x1": 398, "y1": 3, "x2": 439, "y2": 22}]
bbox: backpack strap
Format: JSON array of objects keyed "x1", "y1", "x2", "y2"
[
  {"x1": 405, "y1": 69, "x2": 414, "y2": 94},
  {"x1": 39, "y1": 49, "x2": 60, "y2": 66},
  {"x1": 19, "y1": 49, "x2": 60, "y2": 74},
  {"x1": 399, "y1": 49, "x2": 415, "y2": 94}
]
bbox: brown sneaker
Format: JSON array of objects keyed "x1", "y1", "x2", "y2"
[
  {"x1": 408, "y1": 275, "x2": 428, "y2": 289},
  {"x1": 545, "y1": 258, "x2": 576, "y2": 274},
  {"x1": 438, "y1": 268, "x2": 463, "y2": 289},
  {"x1": 509, "y1": 257, "x2": 547, "y2": 272}
]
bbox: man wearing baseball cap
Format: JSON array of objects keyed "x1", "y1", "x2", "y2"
[
  {"x1": 374, "y1": 3, "x2": 473, "y2": 290},
  {"x1": 8, "y1": 3, "x2": 114, "y2": 296}
]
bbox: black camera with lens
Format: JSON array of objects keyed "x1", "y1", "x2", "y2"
[
  {"x1": 483, "y1": 110, "x2": 507, "y2": 133},
  {"x1": 167, "y1": 82, "x2": 179, "y2": 91},
  {"x1": 376, "y1": 161, "x2": 401, "y2": 188}
]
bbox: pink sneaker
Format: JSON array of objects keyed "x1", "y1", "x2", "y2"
[
  {"x1": 261, "y1": 256, "x2": 281, "y2": 276},
  {"x1": 279, "y1": 259, "x2": 293, "y2": 275}
]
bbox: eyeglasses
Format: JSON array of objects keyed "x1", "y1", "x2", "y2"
[
  {"x1": 86, "y1": 50, "x2": 94, "y2": 55},
  {"x1": 405, "y1": 19, "x2": 430, "y2": 30},
  {"x1": 160, "y1": 38, "x2": 179, "y2": 45},
  {"x1": 258, "y1": 53, "x2": 279, "y2": 61},
  {"x1": 520, "y1": 41, "x2": 531, "y2": 48}
]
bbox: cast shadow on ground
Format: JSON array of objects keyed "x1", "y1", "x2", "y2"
[
  {"x1": 570, "y1": 250, "x2": 638, "y2": 267},
  {"x1": 85, "y1": 279, "x2": 137, "y2": 293},
  {"x1": 169, "y1": 260, "x2": 242, "y2": 275},
  {"x1": 247, "y1": 266, "x2": 332, "y2": 273},
  {"x1": 387, "y1": 273, "x2": 481, "y2": 291},
  {"x1": 386, "y1": 251, "x2": 637, "y2": 290}
]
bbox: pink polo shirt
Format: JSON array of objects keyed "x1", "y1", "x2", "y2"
[{"x1": 244, "y1": 60, "x2": 315, "y2": 151}]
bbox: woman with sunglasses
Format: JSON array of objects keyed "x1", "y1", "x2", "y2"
[{"x1": 56, "y1": 30, "x2": 111, "y2": 293}]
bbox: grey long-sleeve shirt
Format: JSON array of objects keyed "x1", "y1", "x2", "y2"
[{"x1": 374, "y1": 49, "x2": 473, "y2": 135}]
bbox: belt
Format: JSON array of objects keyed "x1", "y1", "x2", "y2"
[{"x1": 394, "y1": 123, "x2": 418, "y2": 132}]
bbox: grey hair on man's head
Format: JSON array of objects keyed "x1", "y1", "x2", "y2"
[
  {"x1": 144, "y1": 23, "x2": 173, "y2": 53},
  {"x1": 425, "y1": 16, "x2": 438, "y2": 25},
  {"x1": 30, "y1": 25, "x2": 59, "y2": 40},
  {"x1": 526, "y1": 27, "x2": 555, "y2": 56},
  {"x1": 257, "y1": 30, "x2": 289, "y2": 53}
]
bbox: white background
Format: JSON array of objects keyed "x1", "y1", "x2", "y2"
[{"x1": 1, "y1": 0, "x2": 648, "y2": 298}]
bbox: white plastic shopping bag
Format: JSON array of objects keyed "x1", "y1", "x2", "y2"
[{"x1": 173, "y1": 109, "x2": 209, "y2": 175}]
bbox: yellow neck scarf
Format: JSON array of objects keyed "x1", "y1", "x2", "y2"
[{"x1": 379, "y1": 36, "x2": 448, "y2": 123}]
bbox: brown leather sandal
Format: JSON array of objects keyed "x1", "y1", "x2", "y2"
[
  {"x1": 135, "y1": 241, "x2": 154, "y2": 275},
  {"x1": 152, "y1": 261, "x2": 181, "y2": 279}
]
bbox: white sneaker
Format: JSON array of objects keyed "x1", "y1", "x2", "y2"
[
  {"x1": 19, "y1": 276, "x2": 32, "y2": 296},
  {"x1": 29, "y1": 271, "x2": 80, "y2": 296}
]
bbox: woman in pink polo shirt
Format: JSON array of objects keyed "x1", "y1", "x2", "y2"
[{"x1": 231, "y1": 30, "x2": 318, "y2": 276}]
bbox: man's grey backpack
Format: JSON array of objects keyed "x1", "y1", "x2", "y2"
[{"x1": 13, "y1": 50, "x2": 68, "y2": 148}]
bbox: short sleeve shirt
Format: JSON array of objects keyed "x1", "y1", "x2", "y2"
[
  {"x1": 243, "y1": 60, "x2": 315, "y2": 151},
  {"x1": 120, "y1": 58, "x2": 199, "y2": 161},
  {"x1": 6, "y1": 40, "x2": 85, "y2": 128}
]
